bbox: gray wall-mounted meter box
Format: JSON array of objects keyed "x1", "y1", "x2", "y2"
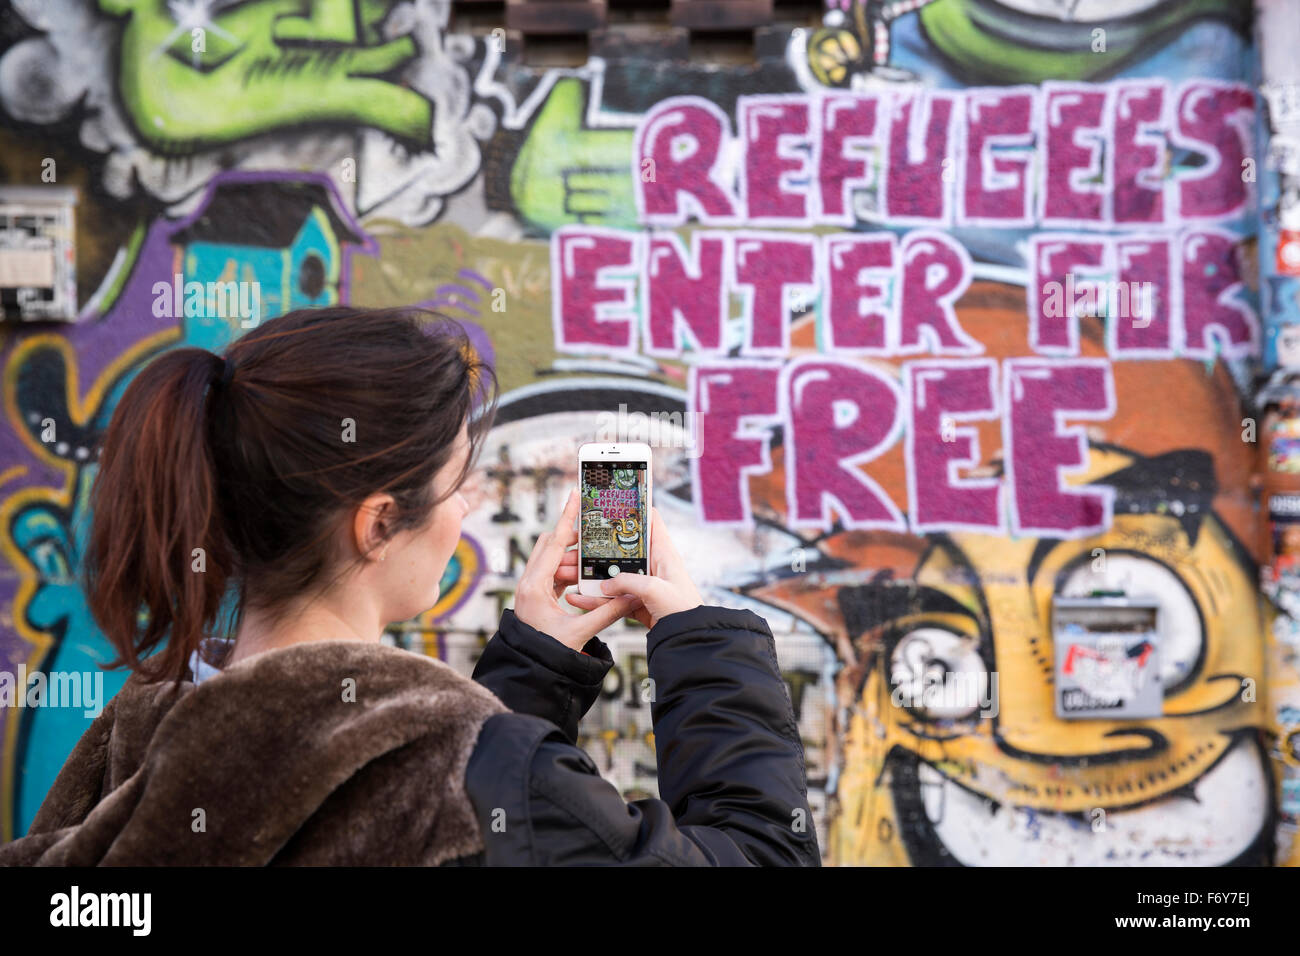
[
  {"x1": 0, "y1": 186, "x2": 78, "y2": 322},
  {"x1": 1053, "y1": 596, "x2": 1161, "y2": 719}
]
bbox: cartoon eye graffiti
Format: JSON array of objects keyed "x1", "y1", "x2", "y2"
[
  {"x1": 1056, "y1": 552, "x2": 1205, "y2": 694},
  {"x1": 887, "y1": 626, "x2": 989, "y2": 722},
  {"x1": 164, "y1": 18, "x2": 245, "y2": 74},
  {"x1": 806, "y1": 27, "x2": 863, "y2": 89}
]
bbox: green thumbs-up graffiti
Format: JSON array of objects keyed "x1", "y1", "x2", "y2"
[{"x1": 510, "y1": 78, "x2": 638, "y2": 232}]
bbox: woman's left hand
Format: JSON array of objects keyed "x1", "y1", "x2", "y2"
[{"x1": 512, "y1": 488, "x2": 643, "y2": 652}]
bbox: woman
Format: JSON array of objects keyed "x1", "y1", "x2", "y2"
[{"x1": 0, "y1": 306, "x2": 817, "y2": 867}]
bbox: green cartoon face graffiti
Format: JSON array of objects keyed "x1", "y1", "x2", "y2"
[
  {"x1": 612, "y1": 468, "x2": 637, "y2": 490},
  {"x1": 98, "y1": 0, "x2": 432, "y2": 152},
  {"x1": 806, "y1": 0, "x2": 1245, "y2": 88}
]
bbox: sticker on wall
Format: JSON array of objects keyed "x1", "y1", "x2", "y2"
[
  {"x1": 1283, "y1": 777, "x2": 1300, "y2": 826},
  {"x1": 1279, "y1": 230, "x2": 1300, "y2": 278},
  {"x1": 1272, "y1": 408, "x2": 1300, "y2": 474},
  {"x1": 1259, "y1": 370, "x2": 1300, "y2": 472},
  {"x1": 1264, "y1": 493, "x2": 1300, "y2": 630},
  {"x1": 1053, "y1": 597, "x2": 1162, "y2": 719},
  {"x1": 1276, "y1": 324, "x2": 1300, "y2": 369},
  {"x1": 1271, "y1": 493, "x2": 1300, "y2": 576},
  {"x1": 0, "y1": 186, "x2": 78, "y2": 321}
]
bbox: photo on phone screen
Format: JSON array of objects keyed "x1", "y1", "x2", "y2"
[{"x1": 580, "y1": 461, "x2": 648, "y2": 579}]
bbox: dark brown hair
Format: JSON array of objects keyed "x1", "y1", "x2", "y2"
[{"x1": 83, "y1": 305, "x2": 498, "y2": 683}]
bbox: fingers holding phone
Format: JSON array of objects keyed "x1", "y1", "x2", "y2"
[
  {"x1": 514, "y1": 488, "x2": 640, "y2": 651},
  {"x1": 596, "y1": 507, "x2": 703, "y2": 628}
]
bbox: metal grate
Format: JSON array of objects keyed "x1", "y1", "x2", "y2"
[{"x1": 449, "y1": 0, "x2": 820, "y2": 64}]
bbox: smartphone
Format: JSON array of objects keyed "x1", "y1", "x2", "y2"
[{"x1": 577, "y1": 442, "x2": 652, "y2": 596}]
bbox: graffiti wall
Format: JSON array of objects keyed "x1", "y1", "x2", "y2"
[{"x1": 0, "y1": 0, "x2": 1294, "y2": 865}]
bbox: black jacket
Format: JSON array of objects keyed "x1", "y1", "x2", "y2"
[
  {"x1": 0, "y1": 602, "x2": 816, "y2": 867},
  {"x1": 450, "y1": 604, "x2": 820, "y2": 866}
]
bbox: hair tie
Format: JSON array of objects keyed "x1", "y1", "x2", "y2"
[{"x1": 217, "y1": 355, "x2": 236, "y2": 388}]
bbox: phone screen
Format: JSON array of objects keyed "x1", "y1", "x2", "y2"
[{"x1": 580, "y1": 461, "x2": 649, "y2": 579}]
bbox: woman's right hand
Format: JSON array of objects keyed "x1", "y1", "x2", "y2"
[{"x1": 567, "y1": 506, "x2": 703, "y2": 629}]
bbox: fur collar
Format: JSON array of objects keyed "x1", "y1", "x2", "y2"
[{"x1": 0, "y1": 638, "x2": 507, "y2": 865}]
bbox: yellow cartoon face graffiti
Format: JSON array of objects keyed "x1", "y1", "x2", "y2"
[
  {"x1": 832, "y1": 447, "x2": 1270, "y2": 866},
  {"x1": 614, "y1": 512, "x2": 643, "y2": 558}
]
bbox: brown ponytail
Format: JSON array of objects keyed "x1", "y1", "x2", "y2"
[{"x1": 83, "y1": 306, "x2": 498, "y2": 684}]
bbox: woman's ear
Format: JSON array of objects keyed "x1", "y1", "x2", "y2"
[{"x1": 353, "y1": 492, "x2": 397, "y2": 561}]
